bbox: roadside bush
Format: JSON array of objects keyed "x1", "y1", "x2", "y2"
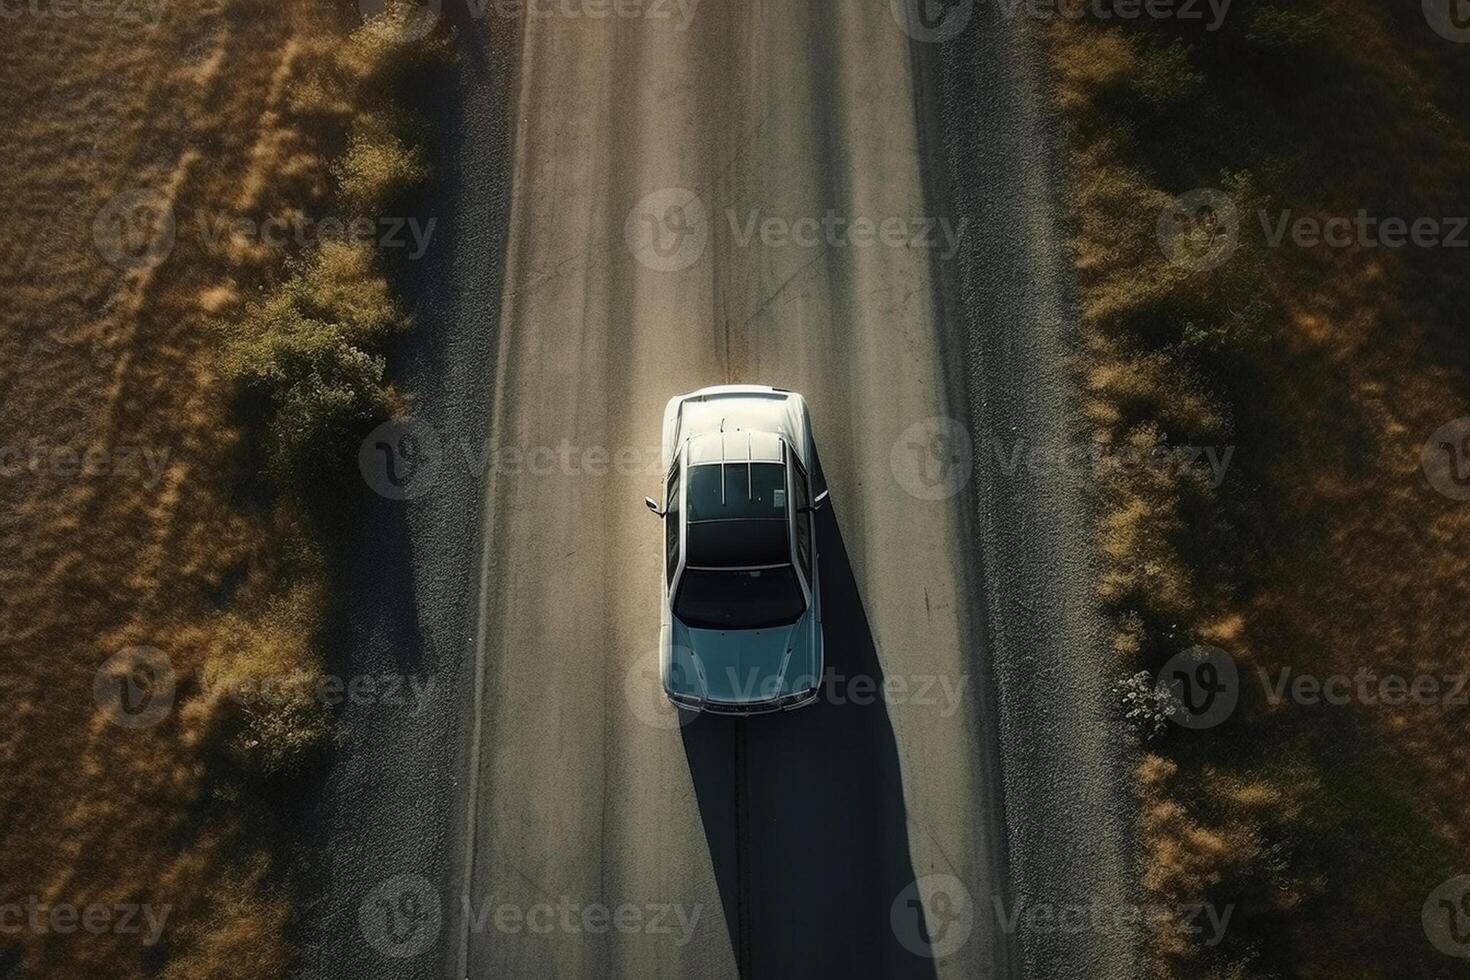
[
  {"x1": 335, "y1": 126, "x2": 427, "y2": 210},
  {"x1": 282, "y1": 240, "x2": 406, "y2": 344},
  {"x1": 1244, "y1": 6, "x2": 1331, "y2": 51},
  {"x1": 190, "y1": 588, "x2": 332, "y2": 781},
  {"x1": 1114, "y1": 670, "x2": 1179, "y2": 738},
  {"x1": 1128, "y1": 39, "x2": 1205, "y2": 109},
  {"x1": 223, "y1": 244, "x2": 407, "y2": 497},
  {"x1": 340, "y1": 1, "x2": 451, "y2": 92}
]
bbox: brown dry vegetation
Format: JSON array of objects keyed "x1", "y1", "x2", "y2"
[
  {"x1": 1047, "y1": 1, "x2": 1470, "y2": 975},
  {"x1": 0, "y1": 2, "x2": 436, "y2": 976}
]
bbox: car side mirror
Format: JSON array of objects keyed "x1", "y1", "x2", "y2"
[
  {"x1": 645, "y1": 496, "x2": 664, "y2": 517},
  {"x1": 800, "y1": 489, "x2": 830, "y2": 514}
]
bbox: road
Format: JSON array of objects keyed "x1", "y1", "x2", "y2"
[
  {"x1": 299, "y1": 2, "x2": 1137, "y2": 978},
  {"x1": 463, "y1": 0, "x2": 1011, "y2": 977}
]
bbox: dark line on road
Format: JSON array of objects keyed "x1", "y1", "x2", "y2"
[{"x1": 732, "y1": 717, "x2": 752, "y2": 979}]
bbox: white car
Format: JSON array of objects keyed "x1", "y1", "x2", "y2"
[{"x1": 645, "y1": 385, "x2": 828, "y2": 714}]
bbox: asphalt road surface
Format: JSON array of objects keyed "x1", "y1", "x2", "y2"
[
  {"x1": 463, "y1": 1, "x2": 1012, "y2": 977},
  {"x1": 299, "y1": 2, "x2": 1136, "y2": 978}
]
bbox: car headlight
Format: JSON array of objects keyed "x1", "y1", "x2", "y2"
[{"x1": 665, "y1": 651, "x2": 707, "y2": 709}]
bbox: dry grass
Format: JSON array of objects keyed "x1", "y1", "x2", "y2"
[
  {"x1": 0, "y1": 2, "x2": 438, "y2": 975},
  {"x1": 1046, "y1": 1, "x2": 1470, "y2": 975}
]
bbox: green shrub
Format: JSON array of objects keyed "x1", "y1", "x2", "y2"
[
  {"x1": 283, "y1": 240, "x2": 407, "y2": 344},
  {"x1": 224, "y1": 246, "x2": 407, "y2": 494},
  {"x1": 1129, "y1": 39, "x2": 1206, "y2": 108},
  {"x1": 1245, "y1": 7, "x2": 1332, "y2": 50},
  {"x1": 334, "y1": 127, "x2": 427, "y2": 210},
  {"x1": 341, "y1": 1, "x2": 451, "y2": 92}
]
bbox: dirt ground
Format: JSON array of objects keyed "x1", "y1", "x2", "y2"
[{"x1": 0, "y1": 2, "x2": 343, "y2": 975}]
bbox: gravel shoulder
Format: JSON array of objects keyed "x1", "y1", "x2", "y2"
[
  {"x1": 291, "y1": 10, "x2": 515, "y2": 978},
  {"x1": 921, "y1": 8, "x2": 1140, "y2": 978}
]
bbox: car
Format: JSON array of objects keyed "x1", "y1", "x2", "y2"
[{"x1": 644, "y1": 385, "x2": 829, "y2": 714}]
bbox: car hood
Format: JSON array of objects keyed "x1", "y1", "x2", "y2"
[{"x1": 668, "y1": 611, "x2": 818, "y2": 703}]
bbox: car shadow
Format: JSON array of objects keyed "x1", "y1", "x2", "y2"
[{"x1": 680, "y1": 484, "x2": 940, "y2": 977}]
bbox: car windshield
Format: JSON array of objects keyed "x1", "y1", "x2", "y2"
[{"x1": 674, "y1": 566, "x2": 806, "y2": 630}]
